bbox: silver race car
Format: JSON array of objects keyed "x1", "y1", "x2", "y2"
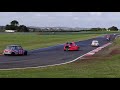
[{"x1": 91, "y1": 40, "x2": 99, "y2": 47}]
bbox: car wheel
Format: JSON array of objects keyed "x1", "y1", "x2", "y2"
[
  {"x1": 66, "y1": 48, "x2": 69, "y2": 51},
  {"x1": 11, "y1": 52, "x2": 15, "y2": 56},
  {"x1": 65, "y1": 46, "x2": 69, "y2": 51},
  {"x1": 24, "y1": 51, "x2": 27, "y2": 55}
]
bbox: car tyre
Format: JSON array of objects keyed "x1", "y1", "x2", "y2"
[
  {"x1": 24, "y1": 51, "x2": 27, "y2": 55},
  {"x1": 11, "y1": 52, "x2": 15, "y2": 56},
  {"x1": 4, "y1": 54, "x2": 7, "y2": 56},
  {"x1": 65, "y1": 46, "x2": 69, "y2": 51}
]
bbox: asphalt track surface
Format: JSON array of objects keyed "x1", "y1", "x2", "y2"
[{"x1": 0, "y1": 34, "x2": 118, "y2": 69}]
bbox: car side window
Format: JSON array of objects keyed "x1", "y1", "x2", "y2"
[
  {"x1": 11, "y1": 47, "x2": 15, "y2": 50},
  {"x1": 18, "y1": 46, "x2": 23, "y2": 50},
  {"x1": 14, "y1": 46, "x2": 18, "y2": 50}
]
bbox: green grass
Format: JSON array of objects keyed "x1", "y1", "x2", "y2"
[
  {"x1": 0, "y1": 33, "x2": 102, "y2": 53},
  {"x1": 0, "y1": 32, "x2": 120, "y2": 78},
  {"x1": 0, "y1": 54, "x2": 120, "y2": 78}
]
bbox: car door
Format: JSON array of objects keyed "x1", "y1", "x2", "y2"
[{"x1": 18, "y1": 46, "x2": 24, "y2": 54}]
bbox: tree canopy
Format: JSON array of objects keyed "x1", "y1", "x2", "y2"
[
  {"x1": 5, "y1": 20, "x2": 29, "y2": 32},
  {"x1": 108, "y1": 26, "x2": 118, "y2": 31},
  {"x1": 10, "y1": 20, "x2": 19, "y2": 26}
]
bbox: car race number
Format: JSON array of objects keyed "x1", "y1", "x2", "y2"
[{"x1": 19, "y1": 50, "x2": 23, "y2": 54}]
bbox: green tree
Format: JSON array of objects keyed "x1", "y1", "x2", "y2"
[
  {"x1": 18, "y1": 25, "x2": 29, "y2": 32},
  {"x1": 10, "y1": 20, "x2": 19, "y2": 26},
  {"x1": 102, "y1": 28, "x2": 106, "y2": 31},
  {"x1": 108, "y1": 26, "x2": 118, "y2": 31},
  {"x1": 5, "y1": 24, "x2": 19, "y2": 30},
  {"x1": 5, "y1": 20, "x2": 29, "y2": 32},
  {"x1": 5, "y1": 24, "x2": 11, "y2": 30}
]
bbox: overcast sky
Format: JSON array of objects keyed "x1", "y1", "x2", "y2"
[{"x1": 0, "y1": 12, "x2": 120, "y2": 28}]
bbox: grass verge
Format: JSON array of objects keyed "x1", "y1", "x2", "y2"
[
  {"x1": 0, "y1": 33, "x2": 102, "y2": 53},
  {"x1": 0, "y1": 33, "x2": 119, "y2": 78}
]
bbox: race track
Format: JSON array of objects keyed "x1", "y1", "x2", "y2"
[{"x1": 0, "y1": 34, "x2": 117, "y2": 69}]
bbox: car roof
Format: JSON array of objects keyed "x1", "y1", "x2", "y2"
[
  {"x1": 92, "y1": 40, "x2": 98, "y2": 42},
  {"x1": 66, "y1": 42, "x2": 75, "y2": 43},
  {"x1": 7, "y1": 45, "x2": 22, "y2": 47},
  {"x1": 93, "y1": 40, "x2": 98, "y2": 41}
]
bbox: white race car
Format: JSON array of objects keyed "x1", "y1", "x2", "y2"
[{"x1": 91, "y1": 40, "x2": 99, "y2": 47}]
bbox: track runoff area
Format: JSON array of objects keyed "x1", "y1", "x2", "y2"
[{"x1": 0, "y1": 34, "x2": 118, "y2": 70}]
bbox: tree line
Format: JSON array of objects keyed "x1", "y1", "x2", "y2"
[
  {"x1": 29, "y1": 26, "x2": 119, "y2": 32},
  {"x1": 5, "y1": 20, "x2": 29, "y2": 32},
  {"x1": 3, "y1": 20, "x2": 119, "y2": 32},
  {"x1": 89, "y1": 26, "x2": 118, "y2": 31}
]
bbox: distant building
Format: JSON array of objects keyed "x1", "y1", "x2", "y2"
[
  {"x1": 107, "y1": 29, "x2": 110, "y2": 31},
  {"x1": 5, "y1": 30, "x2": 16, "y2": 32}
]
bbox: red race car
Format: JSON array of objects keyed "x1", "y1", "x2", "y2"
[{"x1": 64, "y1": 42, "x2": 79, "y2": 51}]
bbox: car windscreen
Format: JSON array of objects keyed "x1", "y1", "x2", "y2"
[
  {"x1": 6, "y1": 46, "x2": 22, "y2": 50},
  {"x1": 6, "y1": 46, "x2": 13, "y2": 49},
  {"x1": 94, "y1": 41, "x2": 98, "y2": 43},
  {"x1": 17, "y1": 46, "x2": 23, "y2": 49},
  {"x1": 93, "y1": 41, "x2": 98, "y2": 43}
]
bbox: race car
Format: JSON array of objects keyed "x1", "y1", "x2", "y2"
[
  {"x1": 64, "y1": 42, "x2": 79, "y2": 51},
  {"x1": 3, "y1": 45, "x2": 28, "y2": 56},
  {"x1": 104, "y1": 34, "x2": 111, "y2": 41},
  {"x1": 91, "y1": 40, "x2": 99, "y2": 47}
]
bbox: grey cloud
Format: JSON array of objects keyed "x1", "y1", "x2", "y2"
[{"x1": 0, "y1": 12, "x2": 120, "y2": 28}]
